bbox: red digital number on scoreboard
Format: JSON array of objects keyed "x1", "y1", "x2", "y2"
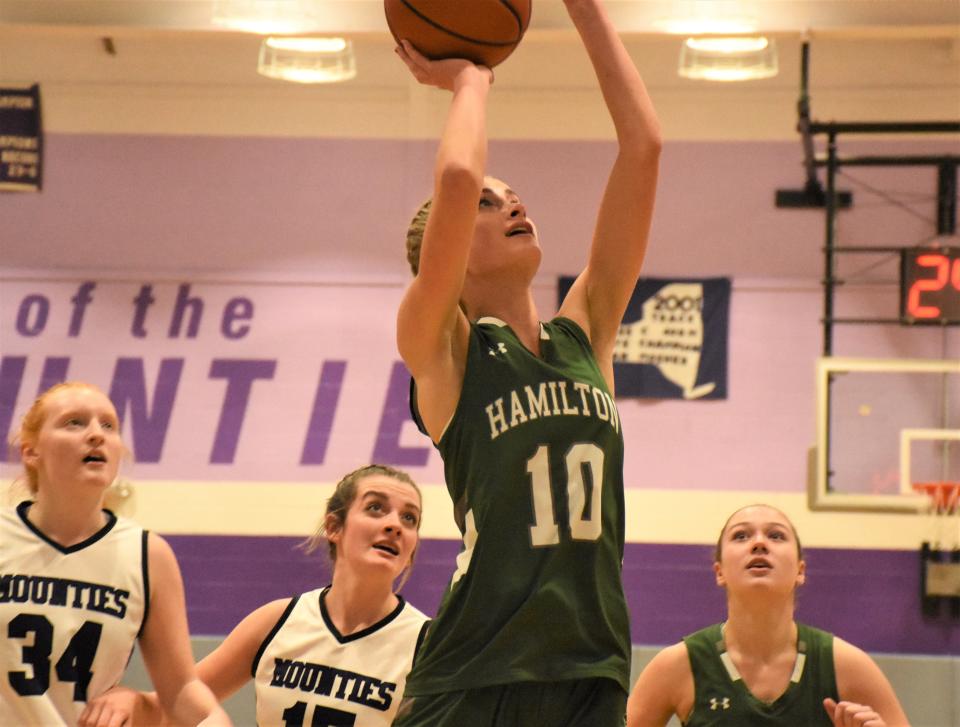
[{"x1": 901, "y1": 248, "x2": 960, "y2": 323}]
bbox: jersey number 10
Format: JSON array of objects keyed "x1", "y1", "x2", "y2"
[{"x1": 527, "y1": 443, "x2": 604, "y2": 546}]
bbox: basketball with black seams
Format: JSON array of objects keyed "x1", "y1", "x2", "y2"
[{"x1": 384, "y1": 0, "x2": 532, "y2": 68}]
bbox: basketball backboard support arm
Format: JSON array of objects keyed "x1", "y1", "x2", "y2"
[{"x1": 774, "y1": 40, "x2": 960, "y2": 356}]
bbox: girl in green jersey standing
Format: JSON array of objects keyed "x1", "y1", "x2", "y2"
[{"x1": 626, "y1": 504, "x2": 910, "y2": 727}]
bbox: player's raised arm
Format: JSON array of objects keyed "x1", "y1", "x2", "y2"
[
  {"x1": 394, "y1": 41, "x2": 493, "y2": 440},
  {"x1": 557, "y1": 0, "x2": 662, "y2": 384}
]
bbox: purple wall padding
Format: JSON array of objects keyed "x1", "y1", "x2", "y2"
[{"x1": 167, "y1": 536, "x2": 959, "y2": 656}]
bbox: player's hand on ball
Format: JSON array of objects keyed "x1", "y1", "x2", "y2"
[
  {"x1": 823, "y1": 698, "x2": 887, "y2": 727},
  {"x1": 395, "y1": 40, "x2": 493, "y2": 92}
]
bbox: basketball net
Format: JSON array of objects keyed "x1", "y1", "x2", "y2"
[
  {"x1": 914, "y1": 481, "x2": 960, "y2": 620},
  {"x1": 914, "y1": 481, "x2": 960, "y2": 547}
]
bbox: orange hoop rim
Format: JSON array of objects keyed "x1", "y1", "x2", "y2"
[{"x1": 912, "y1": 481, "x2": 960, "y2": 514}]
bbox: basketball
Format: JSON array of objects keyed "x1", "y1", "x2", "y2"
[{"x1": 384, "y1": 0, "x2": 532, "y2": 69}]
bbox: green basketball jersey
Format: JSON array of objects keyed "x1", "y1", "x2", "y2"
[
  {"x1": 683, "y1": 623, "x2": 839, "y2": 726},
  {"x1": 405, "y1": 317, "x2": 631, "y2": 696}
]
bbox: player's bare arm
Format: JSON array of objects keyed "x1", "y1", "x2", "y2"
[
  {"x1": 396, "y1": 43, "x2": 492, "y2": 441},
  {"x1": 626, "y1": 642, "x2": 693, "y2": 727},
  {"x1": 556, "y1": 0, "x2": 662, "y2": 389}
]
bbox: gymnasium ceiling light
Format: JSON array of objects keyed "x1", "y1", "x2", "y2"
[
  {"x1": 652, "y1": 2, "x2": 777, "y2": 82},
  {"x1": 653, "y1": 16, "x2": 757, "y2": 35},
  {"x1": 653, "y1": 0, "x2": 759, "y2": 36},
  {"x1": 212, "y1": 0, "x2": 313, "y2": 34},
  {"x1": 257, "y1": 36, "x2": 357, "y2": 84},
  {"x1": 678, "y1": 36, "x2": 779, "y2": 82}
]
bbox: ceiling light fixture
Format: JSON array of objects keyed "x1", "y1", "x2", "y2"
[
  {"x1": 257, "y1": 37, "x2": 357, "y2": 83},
  {"x1": 654, "y1": 17, "x2": 757, "y2": 35},
  {"x1": 653, "y1": 0, "x2": 759, "y2": 36},
  {"x1": 678, "y1": 36, "x2": 778, "y2": 82},
  {"x1": 212, "y1": 0, "x2": 311, "y2": 34}
]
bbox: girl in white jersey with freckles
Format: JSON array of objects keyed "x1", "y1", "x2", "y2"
[
  {"x1": 86, "y1": 464, "x2": 429, "y2": 727},
  {"x1": 0, "y1": 381, "x2": 230, "y2": 727}
]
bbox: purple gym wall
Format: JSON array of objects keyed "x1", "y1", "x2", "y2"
[{"x1": 2, "y1": 133, "x2": 957, "y2": 656}]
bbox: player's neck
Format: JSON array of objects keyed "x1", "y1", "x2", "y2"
[
  {"x1": 723, "y1": 599, "x2": 797, "y2": 662},
  {"x1": 464, "y1": 285, "x2": 541, "y2": 353},
  {"x1": 325, "y1": 571, "x2": 399, "y2": 636},
  {"x1": 27, "y1": 489, "x2": 108, "y2": 547}
]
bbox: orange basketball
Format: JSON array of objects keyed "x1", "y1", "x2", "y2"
[{"x1": 385, "y1": 0, "x2": 532, "y2": 69}]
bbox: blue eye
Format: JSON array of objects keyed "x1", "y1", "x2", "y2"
[{"x1": 479, "y1": 198, "x2": 493, "y2": 207}]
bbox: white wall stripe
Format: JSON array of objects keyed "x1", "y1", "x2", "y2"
[{"x1": 3, "y1": 479, "x2": 939, "y2": 549}]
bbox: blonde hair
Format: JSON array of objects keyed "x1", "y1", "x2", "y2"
[
  {"x1": 405, "y1": 198, "x2": 432, "y2": 276},
  {"x1": 10, "y1": 381, "x2": 111, "y2": 495},
  {"x1": 302, "y1": 464, "x2": 422, "y2": 589}
]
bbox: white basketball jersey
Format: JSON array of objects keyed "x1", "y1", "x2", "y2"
[
  {"x1": 253, "y1": 587, "x2": 429, "y2": 727},
  {"x1": 0, "y1": 502, "x2": 148, "y2": 726}
]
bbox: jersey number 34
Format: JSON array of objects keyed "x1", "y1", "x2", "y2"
[{"x1": 8, "y1": 614, "x2": 102, "y2": 701}]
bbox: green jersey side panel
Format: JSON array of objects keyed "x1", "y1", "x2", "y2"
[
  {"x1": 683, "y1": 623, "x2": 839, "y2": 726},
  {"x1": 405, "y1": 317, "x2": 631, "y2": 696}
]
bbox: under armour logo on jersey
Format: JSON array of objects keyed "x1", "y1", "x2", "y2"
[
  {"x1": 710, "y1": 697, "x2": 731, "y2": 711},
  {"x1": 488, "y1": 342, "x2": 508, "y2": 357}
]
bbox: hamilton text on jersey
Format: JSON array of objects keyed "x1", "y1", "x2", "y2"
[{"x1": 484, "y1": 379, "x2": 620, "y2": 441}]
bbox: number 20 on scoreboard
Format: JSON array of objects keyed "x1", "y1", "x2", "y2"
[{"x1": 900, "y1": 247, "x2": 960, "y2": 325}]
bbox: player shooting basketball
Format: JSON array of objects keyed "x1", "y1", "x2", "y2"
[{"x1": 393, "y1": 0, "x2": 661, "y2": 724}]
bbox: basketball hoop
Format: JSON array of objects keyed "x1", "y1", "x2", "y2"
[
  {"x1": 915, "y1": 481, "x2": 960, "y2": 618},
  {"x1": 912, "y1": 481, "x2": 960, "y2": 515}
]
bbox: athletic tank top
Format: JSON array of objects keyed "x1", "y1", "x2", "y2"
[
  {"x1": 406, "y1": 317, "x2": 631, "y2": 695},
  {"x1": 683, "y1": 622, "x2": 838, "y2": 726},
  {"x1": 252, "y1": 587, "x2": 429, "y2": 726},
  {"x1": 0, "y1": 501, "x2": 148, "y2": 726}
]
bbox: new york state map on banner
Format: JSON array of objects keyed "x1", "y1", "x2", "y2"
[{"x1": 559, "y1": 276, "x2": 731, "y2": 400}]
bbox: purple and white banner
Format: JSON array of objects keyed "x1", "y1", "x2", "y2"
[{"x1": 0, "y1": 278, "x2": 441, "y2": 483}]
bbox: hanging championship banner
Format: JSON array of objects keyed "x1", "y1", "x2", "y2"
[
  {"x1": 559, "y1": 276, "x2": 731, "y2": 400},
  {"x1": 0, "y1": 84, "x2": 42, "y2": 192}
]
